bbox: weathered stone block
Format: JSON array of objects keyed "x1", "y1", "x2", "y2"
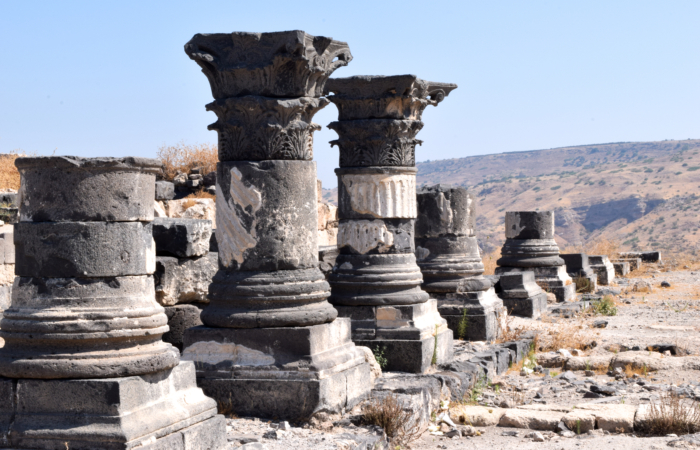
[
  {"x1": 498, "y1": 271, "x2": 548, "y2": 318},
  {"x1": 15, "y1": 221, "x2": 155, "y2": 278},
  {"x1": 588, "y1": 255, "x2": 615, "y2": 285},
  {"x1": 615, "y1": 257, "x2": 641, "y2": 271},
  {"x1": 16, "y1": 156, "x2": 160, "y2": 222},
  {"x1": 164, "y1": 198, "x2": 216, "y2": 221},
  {"x1": 0, "y1": 362, "x2": 226, "y2": 449},
  {"x1": 163, "y1": 304, "x2": 204, "y2": 351},
  {"x1": 354, "y1": 329, "x2": 453, "y2": 374},
  {"x1": 154, "y1": 253, "x2": 217, "y2": 306},
  {"x1": 182, "y1": 319, "x2": 370, "y2": 420},
  {"x1": 415, "y1": 185, "x2": 475, "y2": 237},
  {"x1": 619, "y1": 251, "x2": 660, "y2": 263},
  {"x1": 612, "y1": 261, "x2": 630, "y2": 276},
  {"x1": 152, "y1": 218, "x2": 212, "y2": 258},
  {"x1": 155, "y1": 180, "x2": 176, "y2": 200},
  {"x1": 438, "y1": 288, "x2": 502, "y2": 342},
  {"x1": 0, "y1": 225, "x2": 14, "y2": 265}
]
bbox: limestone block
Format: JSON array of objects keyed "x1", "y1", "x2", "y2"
[
  {"x1": 165, "y1": 198, "x2": 216, "y2": 222},
  {"x1": 215, "y1": 160, "x2": 318, "y2": 271},
  {"x1": 185, "y1": 30, "x2": 352, "y2": 99},
  {"x1": 154, "y1": 253, "x2": 218, "y2": 306},
  {"x1": 0, "y1": 226, "x2": 14, "y2": 265},
  {"x1": 573, "y1": 403, "x2": 636, "y2": 433},
  {"x1": 339, "y1": 173, "x2": 416, "y2": 218},
  {"x1": 0, "y1": 265, "x2": 13, "y2": 287},
  {"x1": 1, "y1": 361, "x2": 225, "y2": 449},
  {"x1": 317, "y1": 202, "x2": 337, "y2": 230},
  {"x1": 499, "y1": 408, "x2": 563, "y2": 430},
  {"x1": 318, "y1": 227, "x2": 338, "y2": 247},
  {"x1": 152, "y1": 218, "x2": 212, "y2": 258},
  {"x1": 0, "y1": 275, "x2": 178, "y2": 379},
  {"x1": 415, "y1": 185, "x2": 476, "y2": 237},
  {"x1": 620, "y1": 251, "x2": 661, "y2": 263},
  {"x1": 356, "y1": 346, "x2": 382, "y2": 382},
  {"x1": 612, "y1": 261, "x2": 630, "y2": 276},
  {"x1": 449, "y1": 405, "x2": 505, "y2": 427},
  {"x1": 561, "y1": 409, "x2": 596, "y2": 433},
  {"x1": 16, "y1": 156, "x2": 159, "y2": 222},
  {"x1": 154, "y1": 200, "x2": 167, "y2": 218},
  {"x1": 589, "y1": 255, "x2": 615, "y2": 285},
  {"x1": 15, "y1": 221, "x2": 155, "y2": 278},
  {"x1": 155, "y1": 180, "x2": 176, "y2": 200}
]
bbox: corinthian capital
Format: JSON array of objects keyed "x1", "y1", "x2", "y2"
[{"x1": 185, "y1": 30, "x2": 353, "y2": 99}]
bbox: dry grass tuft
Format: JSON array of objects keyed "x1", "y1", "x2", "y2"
[
  {"x1": 574, "y1": 274, "x2": 594, "y2": 293},
  {"x1": 535, "y1": 323, "x2": 591, "y2": 352},
  {"x1": 585, "y1": 238, "x2": 620, "y2": 259},
  {"x1": 624, "y1": 363, "x2": 649, "y2": 378},
  {"x1": 638, "y1": 391, "x2": 700, "y2": 436},
  {"x1": 0, "y1": 151, "x2": 29, "y2": 191},
  {"x1": 185, "y1": 190, "x2": 216, "y2": 200},
  {"x1": 496, "y1": 310, "x2": 526, "y2": 343},
  {"x1": 157, "y1": 141, "x2": 217, "y2": 181},
  {"x1": 481, "y1": 250, "x2": 499, "y2": 275},
  {"x1": 361, "y1": 394, "x2": 422, "y2": 447}
]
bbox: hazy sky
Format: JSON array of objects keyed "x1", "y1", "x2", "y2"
[{"x1": 1, "y1": 1, "x2": 698, "y2": 187}]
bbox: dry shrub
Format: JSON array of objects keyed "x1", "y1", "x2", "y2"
[
  {"x1": 585, "y1": 238, "x2": 620, "y2": 259},
  {"x1": 496, "y1": 310, "x2": 526, "y2": 343},
  {"x1": 185, "y1": 190, "x2": 216, "y2": 200},
  {"x1": 156, "y1": 141, "x2": 217, "y2": 181},
  {"x1": 574, "y1": 274, "x2": 594, "y2": 293},
  {"x1": 481, "y1": 250, "x2": 499, "y2": 275},
  {"x1": 639, "y1": 391, "x2": 700, "y2": 436},
  {"x1": 181, "y1": 199, "x2": 198, "y2": 210},
  {"x1": 536, "y1": 323, "x2": 589, "y2": 352},
  {"x1": 0, "y1": 151, "x2": 26, "y2": 191},
  {"x1": 361, "y1": 394, "x2": 422, "y2": 447},
  {"x1": 624, "y1": 363, "x2": 648, "y2": 378}
]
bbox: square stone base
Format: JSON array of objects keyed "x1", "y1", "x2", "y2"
[
  {"x1": 502, "y1": 292, "x2": 548, "y2": 318},
  {"x1": 182, "y1": 319, "x2": 371, "y2": 421},
  {"x1": 355, "y1": 327, "x2": 453, "y2": 373},
  {"x1": 0, "y1": 362, "x2": 226, "y2": 450},
  {"x1": 437, "y1": 289, "x2": 503, "y2": 342},
  {"x1": 591, "y1": 264, "x2": 615, "y2": 285},
  {"x1": 496, "y1": 266, "x2": 575, "y2": 302}
]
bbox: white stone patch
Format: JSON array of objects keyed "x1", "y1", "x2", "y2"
[
  {"x1": 376, "y1": 306, "x2": 410, "y2": 328},
  {"x1": 216, "y1": 168, "x2": 263, "y2": 267},
  {"x1": 342, "y1": 174, "x2": 416, "y2": 218},
  {"x1": 146, "y1": 237, "x2": 156, "y2": 274},
  {"x1": 436, "y1": 192, "x2": 454, "y2": 230},
  {"x1": 505, "y1": 212, "x2": 526, "y2": 239},
  {"x1": 181, "y1": 340, "x2": 275, "y2": 366},
  {"x1": 338, "y1": 220, "x2": 394, "y2": 254}
]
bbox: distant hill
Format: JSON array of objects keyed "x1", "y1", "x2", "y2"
[{"x1": 323, "y1": 139, "x2": 700, "y2": 256}]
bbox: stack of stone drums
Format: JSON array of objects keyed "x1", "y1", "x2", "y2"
[
  {"x1": 496, "y1": 211, "x2": 575, "y2": 303},
  {"x1": 415, "y1": 185, "x2": 502, "y2": 341},
  {"x1": 325, "y1": 75, "x2": 456, "y2": 372},
  {"x1": 0, "y1": 156, "x2": 224, "y2": 449},
  {"x1": 182, "y1": 30, "x2": 370, "y2": 420}
]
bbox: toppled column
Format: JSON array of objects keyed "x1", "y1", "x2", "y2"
[
  {"x1": 415, "y1": 185, "x2": 502, "y2": 341},
  {"x1": 182, "y1": 31, "x2": 370, "y2": 420},
  {"x1": 0, "y1": 156, "x2": 225, "y2": 449},
  {"x1": 325, "y1": 75, "x2": 457, "y2": 373},
  {"x1": 498, "y1": 272, "x2": 548, "y2": 318},
  {"x1": 560, "y1": 253, "x2": 598, "y2": 293},
  {"x1": 496, "y1": 211, "x2": 575, "y2": 302},
  {"x1": 588, "y1": 255, "x2": 615, "y2": 286}
]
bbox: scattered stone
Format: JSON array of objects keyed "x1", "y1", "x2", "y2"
[
  {"x1": 154, "y1": 253, "x2": 218, "y2": 306},
  {"x1": 525, "y1": 431, "x2": 545, "y2": 442},
  {"x1": 661, "y1": 281, "x2": 671, "y2": 288},
  {"x1": 593, "y1": 320, "x2": 608, "y2": 328},
  {"x1": 499, "y1": 409, "x2": 563, "y2": 431},
  {"x1": 155, "y1": 180, "x2": 176, "y2": 201}
]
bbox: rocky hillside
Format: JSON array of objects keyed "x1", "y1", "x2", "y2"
[{"x1": 323, "y1": 139, "x2": 700, "y2": 255}]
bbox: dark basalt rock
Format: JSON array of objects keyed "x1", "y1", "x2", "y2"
[
  {"x1": 185, "y1": 30, "x2": 352, "y2": 99},
  {"x1": 152, "y1": 217, "x2": 212, "y2": 258},
  {"x1": 155, "y1": 180, "x2": 175, "y2": 200}
]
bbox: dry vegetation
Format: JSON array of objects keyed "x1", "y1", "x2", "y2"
[
  {"x1": 361, "y1": 394, "x2": 422, "y2": 447},
  {"x1": 0, "y1": 151, "x2": 26, "y2": 191},
  {"x1": 639, "y1": 391, "x2": 700, "y2": 436},
  {"x1": 156, "y1": 141, "x2": 217, "y2": 181}
]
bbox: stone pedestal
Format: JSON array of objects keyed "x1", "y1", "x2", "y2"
[
  {"x1": 588, "y1": 255, "x2": 615, "y2": 286},
  {"x1": 415, "y1": 185, "x2": 502, "y2": 341},
  {"x1": 495, "y1": 211, "x2": 575, "y2": 302},
  {"x1": 499, "y1": 272, "x2": 548, "y2": 318},
  {"x1": 325, "y1": 76, "x2": 457, "y2": 371},
  {"x1": 0, "y1": 157, "x2": 224, "y2": 449},
  {"x1": 183, "y1": 30, "x2": 370, "y2": 419},
  {"x1": 560, "y1": 253, "x2": 598, "y2": 292},
  {"x1": 612, "y1": 260, "x2": 631, "y2": 276}
]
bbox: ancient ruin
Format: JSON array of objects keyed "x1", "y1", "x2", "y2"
[
  {"x1": 588, "y1": 254, "x2": 616, "y2": 285},
  {"x1": 560, "y1": 253, "x2": 598, "y2": 292},
  {"x1": 181, "y1": 31, "x2": 370, "y2": 419},
  {"x1": 325, "y1": 75, "x2": 457, "y2": 372},
  {"x1": 498, "y1": 271, "x2": 548, "y2": 318},
  {"x1": 415, "y1": 185, "x2": 502, "y2": 341},
  {"x1": 496, "y1": 211, "x2": 575, "y2": 302},
  {"x1": 0, "y1": 156, "x2": 225, "y2": 449}
]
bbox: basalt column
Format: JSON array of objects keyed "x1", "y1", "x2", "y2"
[
  {"x1": 181, "y1": 31, "x2": 370, "y2": 420},
  {"x1": 415, "y1": 185, "x2": 503, "y2": 342},
  {"x1": 0, "y1": 156, "x2": 225, "y2": 450},
  {"x1": 495, "y1": 211, "x2": 575, "y2": 302},
  {"x1": 326, "y1": 75, "x2": 457, "y2": 373}
]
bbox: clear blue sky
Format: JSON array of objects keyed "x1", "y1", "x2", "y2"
[{"x1": 1, "y1": 1, "x2": 698, "y2": 187}]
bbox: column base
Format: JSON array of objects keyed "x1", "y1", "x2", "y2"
[
  {"x1": 502, "y1": 293, "x2": 548, "y2": 318},
  {"x1": 181, "y1": 319, "x2": 370, "y2": 421},
  {"x1": 589, "y1": 256, "x2": 615, "y2": 285},
  {"x1": 334, "y1": 299, "x2": 454, "y2": 373},
  {"x1": 496, "y1": 265, "x2": 575, "y2": 302},
  {"x1": 436, "y1": 288, "x2": 503, "y2": 342},
  {"x1": 0, "y1": 362, "x2": 226, "y2": 450}
]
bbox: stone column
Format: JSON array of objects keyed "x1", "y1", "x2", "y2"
[
  {"x1": 495, "y1": 211, "x2": 575, "y2": 302},
  {"x1": 325, "y1": 75, "x2": 457, "y2": 373},
  {"x1": 415, "y1": 185, "x2": 503, "y2": 341},
  {"x1": 181, "y1": 31, "x2": 370, "y2": 420},
  {"x1": 0, "y1": 156, "x2": 225, "y2": 449}
]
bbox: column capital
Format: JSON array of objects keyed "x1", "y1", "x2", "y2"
[{"x1": 185, "y1": 31, "x2": 352, "y2": 99}]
